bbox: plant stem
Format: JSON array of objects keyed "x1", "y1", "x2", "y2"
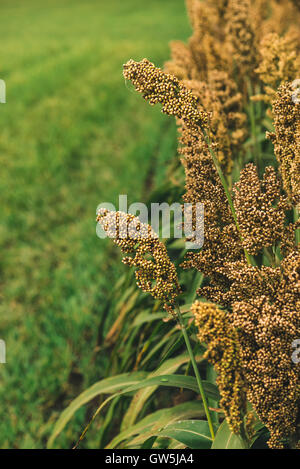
[
  {"x1": 247, "y1": 80, "x2": 260, "y2": 170},
  {"x1": 294, "y1": 207, "x2": 300, "y2": 245},
  {"x1": 189, "y1": 271, "x2": 204, "y2": 303},
  {"x1": 206, "y1": 364, "x2": 219, "y2": 426},
  {"x1": 175, "y1": 303, "x2": 215, "y2": 440}
]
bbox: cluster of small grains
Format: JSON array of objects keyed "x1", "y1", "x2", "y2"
[
  {"x1": 231, "y1": 251, "x2": 300, "y2": 448},
  {"x1": 267, "y1": 82, "x2": 300, "y2": 203},
  {"x1": 254, "y1": 32, "x2": 299, "y2": 105},
  {"x1": 167, "y1": 0, "x2": 227, "y2": 81},
  {"x1": 250, "y1": 0, "x2": 272, "y2": 34},
  {"x1": 165, "y1": 40, "x2": 196, "y2": 82},
  {"x1": 207, "y1": 70, "x2": 247, "y2": 153},
  {"x1": 123, "y1": 59, "x2": 245, "y2": 285},
  {"x1": 197, "y1": 248, "x2": 300, "y2": 447},
  {"x1": 165, "y1": 3, "x2": 248, "y2": 160},
  {"x1": 215, "y1": 261, "x2": 282, "y2": 306},
  {"x1": 224, "y1": 0, "x2": 257, "y2": 78},
  {"x1": 97, "y1": 209, "x2": 181, "y2": 313},
  {"x1": 164, "y1": 65, "x2": 247, "y2": 168},
  {"x1": 120, "y1": 0, "x2": 300, "y2": 448},
  {"x1": 180, "y1": 127, "x2": 244, "y2": 305},
  {"x1": 177, "y1": 111, "x2": 244, "y2": 298},
  {"x1": 233, "y1": 163, "x2": 290, "y2": 255},
  {"x1": 123, "y1": 59, "x2": 209, "y2": 130},
  {"x1": 123, "y1": 59, "x2": 247, "y2": 285},
  {"x1": 290, "y1": 0, "x2": 300, "y2": 9},
  {"x1": 192, "y1": 301, "x2": 246, "y2": 434},
  {"x1": 261, "y1": 0, "x2": 300, "y2": 41},
  {"x1": 182, "y1": 79, "x2": 233, "y2": 174},
  {"x1": 187, "y1": 0, "x2": 228, "y2": 78},
  {"x1": 171, "y1": 0, "x2": 300, "y2": 89}
]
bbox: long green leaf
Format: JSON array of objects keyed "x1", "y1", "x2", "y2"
[
  {"x1": 140, "y1": 326, "x2": 179, "y2": 366},
  {"x1": 75, "y1": 374, "x2": 219, "y2": 448},
  {"x1": 130, "y1": 311, "x2": 166, "y2": 328},
  {"x1": 211, "y1": 420, "x2": 247, "y2": 449},
  {"x1": 159, "y1": 420, "x2": 213, "y2": 449},
  {"x1": 121, "y1": 354, "x2": 191, "y2": 430},
  {"x1": 49, "y1": 354, "x2": 219, "y2": 449},
  {"x1": 107, "y1": 402, "x2": 206, "y2": 448},
  {"x1": 47, "y1": 371, "x2": 147, "y2": 448},
  {"x1": 124, "y1": 374, "x2": 220, "y2": 401}
]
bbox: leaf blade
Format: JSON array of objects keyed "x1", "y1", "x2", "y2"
[
  {"x1": 159, "y1": 420, "x2": 213, "y2": 449},
  {"x1": 47, "y1": 371, "x2": 147, "y2": 448},
  {"x1": 211, "y1": 420, "x2": 247, "y2": 449}
]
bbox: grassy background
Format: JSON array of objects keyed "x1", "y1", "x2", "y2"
[{"x1": 0, "y1": 0, "x2": 190, "y2": 448}]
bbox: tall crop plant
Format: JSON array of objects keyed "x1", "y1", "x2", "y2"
[{"x1": 49, "y1": 0, "x2": 300, "y2": 449}]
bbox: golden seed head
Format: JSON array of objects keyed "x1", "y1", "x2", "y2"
[
  {"x1": 192, "y1": 300, "x2": 246, "y2": 434},
  {"x1": 123, "y1": 58, "x2": 209, "y2": 129},
  {"x1": 97, "y1": 209, "x2": 181, "y2": 312}
]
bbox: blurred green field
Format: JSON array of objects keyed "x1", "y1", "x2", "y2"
[{"x1": 0, "y1": 0, "x2": 190, "y2": 448}]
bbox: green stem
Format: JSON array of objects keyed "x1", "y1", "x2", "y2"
[
  {"x1": 294, "y1": 207, "x2": 300, "y2": 245},
  {"x1": 247, "y1": 80, "x2": 260, "y2": 170},
  {"x1": 202, "y1": 129, "x2": 253, "y2": 266},
  {"x1": 240, "y1": 423, "x2": 250, "y2": 449},
  {"x1": 175, "y1": 303, "x2": 215, "y2": 440},
  {"x1": 189, "y1": 271, "x2": 204, "y2": 303},
  {"x1": 206, "y1": 364, "x2": 219, "y2": 426}
]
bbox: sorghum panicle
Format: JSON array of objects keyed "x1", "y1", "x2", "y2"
[
  {"x1": 254, "y1": 32, "x2": 299, "y2": 104},
  {"x1": 233, "y1": 163, "x2": 291, "y2": 255},
  {"x1": 123, "y1": 59, "x2": 209, "y2": 130},
  {"x1": 97, "y1": 209, "x2": 181, "y2": 313},
  {"x1": 192, "y1": 301, "x2": 246, "y2": 434},
  {"x1": 231, "y1": 251, "x2": 300, "y2": 448},
  {"x1": 267, "y1": 82, "x2": 300, "y2": 203}
]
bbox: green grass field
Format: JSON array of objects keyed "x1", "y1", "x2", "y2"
[{"x1": 0, "y1": 0, "x2": 190, "y2": 448}]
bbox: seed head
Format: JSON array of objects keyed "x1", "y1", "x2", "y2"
[
  {"x1": 97, "y1": 209, "x2": 181, "y2": 313},
  {"x1": 123, "y1": 59, "x2": 209, "y2": 129},
  {"x1": 192, "y1": 300, "x2": 246, "y2": 434}
]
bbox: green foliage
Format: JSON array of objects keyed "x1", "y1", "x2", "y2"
[
  {"x1": 157, "y1": 420, "x2": 214, "y2": 449},
  {"x1": 47, "y1": 371, "x2": 147, "y2": 448},
  {"x1": 211, "y1": 420, "x2": 247, "y2": 450},
  {"x1": 1, "y1": 0, "x2": 274, "y2": 451},
  {"x1": 107, "y1": 402, "x2": 208, "y2": 449},
  {"x1": 0, "y1": 0, "x2": 191, "y2": 449}
]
